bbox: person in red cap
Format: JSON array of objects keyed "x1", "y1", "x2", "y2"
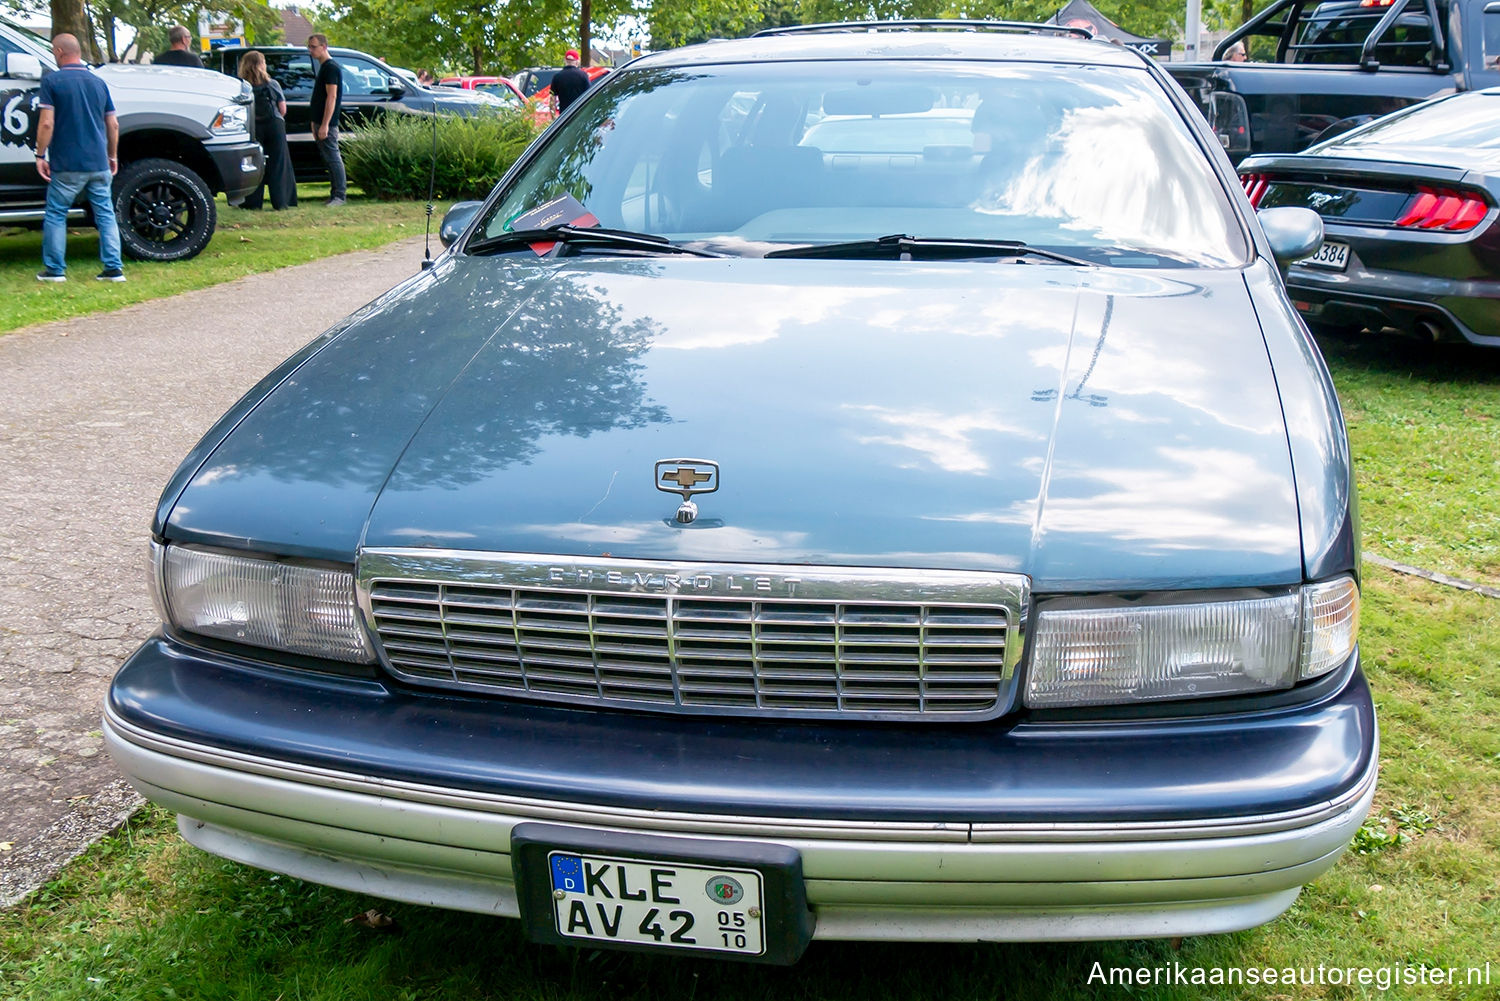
[{"x1": 550, "y1": 48, "x2": 591, "y2": 117}]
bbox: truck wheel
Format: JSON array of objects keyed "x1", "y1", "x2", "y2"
[{"x1": 113, "y1": 158, "x2": 216, "y2": 262}]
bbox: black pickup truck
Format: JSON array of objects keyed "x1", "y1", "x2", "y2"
[{"x1": 1168, "y1": 0, "x2": 1500, "y2": 162}]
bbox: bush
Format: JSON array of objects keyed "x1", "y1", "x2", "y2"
[{"x1": 343, "y1": 109, "x2": 541, "y2": 201}]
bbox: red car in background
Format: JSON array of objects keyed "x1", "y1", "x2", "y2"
[{"x1": 439, "y1": 75, "x2": 527, "y2": 106}]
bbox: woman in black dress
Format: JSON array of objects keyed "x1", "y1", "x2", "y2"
[{"x1": 239, "y1": 51, "x2": 297, "y2": 210}]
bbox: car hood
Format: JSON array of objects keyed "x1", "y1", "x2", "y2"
[
  {"x1": 166, "y1": 257, "x2": 1303, "y2": 591},
  {"x1": 96, "y1": 63, "x2": 244, "y2": 102}
]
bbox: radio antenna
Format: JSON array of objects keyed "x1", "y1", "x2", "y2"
[{"x1": 422, "y1": 111, "x2": 438, "y2": 269}]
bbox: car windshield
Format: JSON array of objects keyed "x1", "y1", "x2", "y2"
[
  {"x1": 473, "y1": 61, "x2": 1247, "y2": 267},
  {"x1": 477, "y1": 82, "x2": 521, "y2": 105},
  {"x1": 1323, "y1": 91, "x2": 1500, "y2": 149}
]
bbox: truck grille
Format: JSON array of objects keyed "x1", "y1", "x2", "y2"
[{"x1": 360, "y1": 552, "x2": 1028, "y2": 721}]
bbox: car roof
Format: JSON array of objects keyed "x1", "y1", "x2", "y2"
[
  {"x1": 630, "y1": 29, "x2": 1145, "y2": 70},
  {"x1": 220, "y1": 44, "x2": 384, "y2": 60}
]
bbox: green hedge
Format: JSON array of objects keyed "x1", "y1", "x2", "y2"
[{"x1": 343, "y1": 110, "x2": 541, "y2": 201}]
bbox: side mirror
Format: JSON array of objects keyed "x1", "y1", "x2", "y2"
[
  {"x1": 385, "y1": 80, "x2": 406, "y2": 98},
  {"x1": 439, "y1": 200, "x2": 484, "y2": 248},
  {"x1": 1258, "y1": 206, "x2": 1324, "y2": 268},
  {"x1": 1, "y1": 53, "x2": 44, "y2": 81}
]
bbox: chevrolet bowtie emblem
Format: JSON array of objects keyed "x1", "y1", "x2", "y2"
[
  {"x1": 662, "y1": 467, "x2": 712, "y2": 489},
  {"x1": 655, "y1": 458, "x2": 719, "y2": 525}
]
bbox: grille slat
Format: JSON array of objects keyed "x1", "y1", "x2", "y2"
[{"x1": 368, "y1": 569, "x2": 1016, "y2": 719}]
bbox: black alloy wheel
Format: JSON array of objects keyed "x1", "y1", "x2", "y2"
[{"x1": 113, "y1": 158, "x2": 217, "y2": 262}]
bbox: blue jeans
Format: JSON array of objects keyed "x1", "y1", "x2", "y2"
[
  {"x1": 315, "y1": 128, "x2": 346, "y2": 199},
  {"x1": 43, "y1": 169, "x2": 123, "y2": 274}
]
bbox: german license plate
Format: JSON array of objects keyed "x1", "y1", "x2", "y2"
[
  {"x1": 512, "y1": 823, "x2": 812, "y2": 964},
  {"x1": 547, "y1": 852, "x2": 765, "y2": 955},
  {"x1": 1301, "y1": 240, "x2": 1349, "y2": 271}
]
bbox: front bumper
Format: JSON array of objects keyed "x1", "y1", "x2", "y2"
[
  {"x1": 105, "y1": 634, "x2": 1378, "y2": 943},
  {"x1": 204, "y1": 139, "x2": 265, "y2": 205}
]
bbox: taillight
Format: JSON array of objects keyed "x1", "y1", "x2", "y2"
[
  {"x1": 1239, "y1": 172, "x2": 1270, "y2": 208},
  {"x1": 1395, "y1": 186, "x2": 1490, "y2": 232}
]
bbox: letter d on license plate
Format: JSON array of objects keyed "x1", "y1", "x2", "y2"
[{"x1": 512, "y1": 823, "x2": 813, "y2": 965}]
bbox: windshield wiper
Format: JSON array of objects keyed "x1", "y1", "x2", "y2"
[
  {"x1": 763, "y1": 234, "x2": 1095, "y2": 266},
  {"x1": 466, "y1": 225, "x2": 726, "y2": 258}
]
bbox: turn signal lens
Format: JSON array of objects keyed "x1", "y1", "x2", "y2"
[
  {"x1": 1300, "y1": 576, "x2": 1360, "y2": 680},
  {"x1": 1395, "y1": 187, "x2": 1490, "y2": 231}
]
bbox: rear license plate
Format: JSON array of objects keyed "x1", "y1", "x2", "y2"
[
  {"x1": 1301, "y1": 240, "x2": 1349, "y2": 271},
  {"x1": 547, "y1": 852, "x2": 765, "y2": 954},
  {"x1": 512, "y1": 823, "x2": 812, "y2": 964}
]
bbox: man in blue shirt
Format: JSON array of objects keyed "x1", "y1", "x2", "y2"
[{"x1": 34, "y1": 32, "x2": 124, "y2": 282}]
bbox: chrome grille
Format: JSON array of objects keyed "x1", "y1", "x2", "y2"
[{"x1": 361, "y1": 551, "x2": 1028, "y2": 721}]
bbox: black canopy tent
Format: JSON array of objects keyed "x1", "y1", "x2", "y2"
[{"x1": 1047, "y1": 0, "x2": 1172, "y2": 59}]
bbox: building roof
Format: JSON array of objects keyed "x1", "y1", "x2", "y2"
[{"x1": 278, "y1": 6, "x2": 315, "y2": 46}]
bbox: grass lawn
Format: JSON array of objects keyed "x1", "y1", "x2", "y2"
[
  {"x1": 0, "y1": 185, "x2": 443, "y2": 336},
  {"x1": 1, "y1": 334, "x2": 1497, "y2": 999},
  {"x1": 1321, "y1": 334, "x2": 1500, "y2": 584}
]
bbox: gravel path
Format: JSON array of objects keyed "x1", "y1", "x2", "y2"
[{"x1": 0, "y1": 236, "x2": 428, "y2": 906}]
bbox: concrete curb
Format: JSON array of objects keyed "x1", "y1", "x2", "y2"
[{"x1": 1364, "y1": 553, "x2": 1500, "y2": 599}]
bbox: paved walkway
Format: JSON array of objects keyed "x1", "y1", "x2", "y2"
[{"x1": 0, "y1": 237, "x2": 428, "y2": 905}]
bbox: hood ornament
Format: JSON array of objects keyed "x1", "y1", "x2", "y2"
[{"x1": 655, "y1": 458, "x2": 719, "y2": 525}]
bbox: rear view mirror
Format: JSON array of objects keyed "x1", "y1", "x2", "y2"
[
  {"x1": 1258, "y1": 206, "x2": 1324, "y2": 268},
  {"x1": 1, "y1": 52, "x2": 44, "y2": 81},
  {"x1": 822, "y1": 85, "x2": 935, "y2": 116},
  {"x1": 439, "y1": 200, "x2": 484, "y2": 247}
]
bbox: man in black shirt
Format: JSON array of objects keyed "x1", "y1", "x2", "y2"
[
  {"x1": 154, "y1": 25, "x2": 203, "y2": 68},
  {"x1": 549, "y1": 49, "x2": 590, "y2": 117},
  {"x1": 307, "y1": 33, "x2": 346, "y2": 206}
]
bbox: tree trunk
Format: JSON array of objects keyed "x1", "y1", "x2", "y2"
[
  {"x1": 580, "y1": 0, "x2": 591, "y2": 66},
  {"x1": 471, "y1": 42, "x2": 482, "y2": 75},
  {"x1": 49, "y1": 0, "x2": 100, "y2": 60},
  {"x1": 1243, "y1": 0, "x2": 1254, "y2": 26}
]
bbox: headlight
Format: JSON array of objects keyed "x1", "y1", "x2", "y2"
[
  {"x1": 210, "y1": 104, "x2": 248, "y2": 135},
  {"x1": 151, "y1": 542, "x2": 373, "y2": 663},
  {"x1": 1024, "y1": 577, "x2": 1358, "y2": 708}
]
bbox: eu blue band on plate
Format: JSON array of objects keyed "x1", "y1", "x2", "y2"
[{"x1": 551, "y1": 854, "x2": 584, "y2": 894}]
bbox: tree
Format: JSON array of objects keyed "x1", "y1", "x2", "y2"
[
  {"x1": 48, "y1": 0, "x2": 101, "y2": 59},
  {"x1": 649, "y1": 0, "x2": 776, "y2": 48}
]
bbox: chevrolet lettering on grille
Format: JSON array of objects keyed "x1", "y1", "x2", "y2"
[{"x1": 547, "y1": 567, "x2": 802, "y2": 596}]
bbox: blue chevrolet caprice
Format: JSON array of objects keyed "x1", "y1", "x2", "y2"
[{"x1": 106, "y1": 22, "x2": 1375, "y2": 963}]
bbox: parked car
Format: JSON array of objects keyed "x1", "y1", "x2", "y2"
[
  {"x1": 0, "y1": 14, "x2": 263, "y2": 261},
  {"x1": 107, "y1": 21, "x2": 1374, "y2": 964},
  {"x1": 1240, "y1": 87, "x2": 1500, "y2": 346},
  {"x1": 208, "y1": 45, "x2": 495, "y2": 181},
  {"x1": 440, "y1": 74, "x2": 525, "y2": 104},
  {"x1": 1169, "y1": 0, "x2": 1500, "y2": 162}
]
